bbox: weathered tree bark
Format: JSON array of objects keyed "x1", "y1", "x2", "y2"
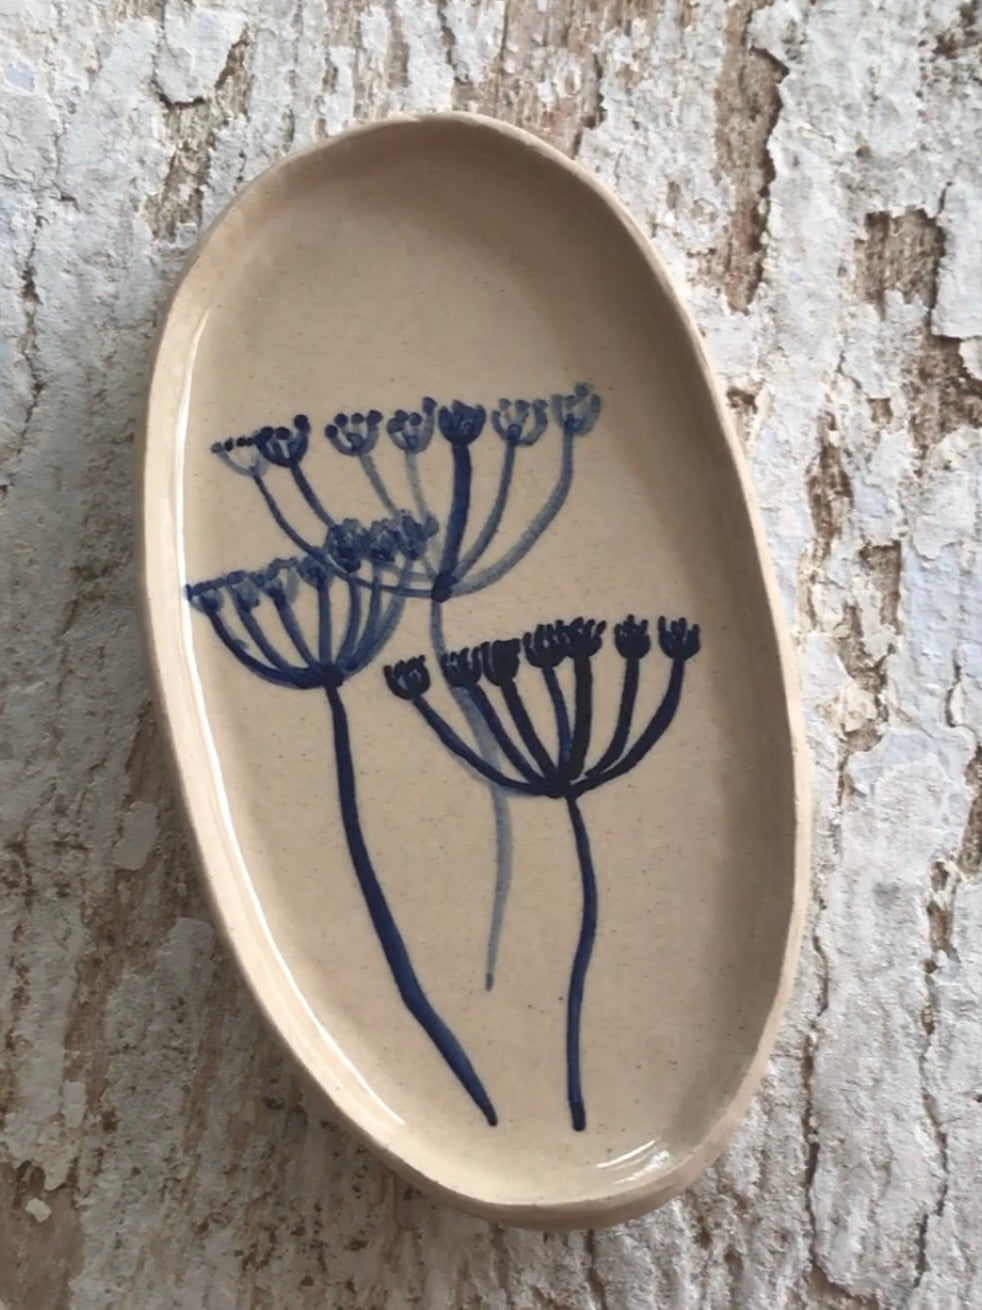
[{"x1": 1, "y1": 1, "x2": 980, "y2": 1306}]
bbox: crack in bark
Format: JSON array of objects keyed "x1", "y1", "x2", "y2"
[
  {"x1": 707, "y1": 0, "x2": 788, "y2": 310},
  {"x1": 146, "y1": 30, "x2": 253, "y2": 240},
  {"x1": 956, "y1": 747, "x2": 982, "y2": 880},
  {"x1": 915, "y1": 861, "x2": 957, "y2": 1289},
  {"x1": 1, "y1": 205, "x2": 44, "y2": 498}
]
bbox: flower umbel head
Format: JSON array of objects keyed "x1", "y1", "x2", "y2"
[
  {"x1": 441, "y1": 647, "x2": 483, "y2": 689},
  {"x1": 365, "y1": 518, "x2": 402, "y2": 566},
  {"x1": 324, "y1": 518, "x2": 366, "y2": 574},
  {"x1": 393, "y1": 510, "x2": 438, "y2": 561},
  {"x1": 551, "y1": 382, "x2": 602, "y2": 437},
  {"x1": 657, "y1": 616, "x2": 701, "y2": 661},
  {"x1": 384, "y1": 656, "x2": 431, "y2": 700},
  {"x1": 295, "y1": 550, "x2": 331, "y2": 590},
  {"x1": 387, "y1": 398, "x2": 436, "y2": 453},
  {"x1": 184, "y1": 579, "x2": 225, "y2": 614},
  {"x1": 210, "y1": 434, "x2": 266, "y2": 477},
  {"x1": 565, "y1": 616, "x2": 607, "y2": 658},
  {"x1": 614, "y1": 614, "x2": 650, "y2": 659},
  {"x1": 438, "y1": 400, "x2": 487, "y2": 447},
  {"x1": 325, "y1": 409, "x2": 383, "y2": 456},
  {"x1": 491, "y1": 398, "x2": 549, "y2": 447},
  {"x1": 523, "y1": 621, "x2": 570, "y2": 669},
  {"x1": 480, "y1": 638, "x2": 521, "y2": 686},
  {"x1": 225, "y1": 569, "x2": 263, "y2": 610},
  {"x1": 254, "y1": 415, "x2": 310, "y2": 468},
  {"x1": 255, "y1": 557, "x2": 299, "y2": 604}
]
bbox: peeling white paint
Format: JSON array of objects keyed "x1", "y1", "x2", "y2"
[{"x1": 0, "y1": 0, "x2": 980, "y2": 1305}]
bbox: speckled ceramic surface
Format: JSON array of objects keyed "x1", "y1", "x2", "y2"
[{"x1": 139, "y1": 114, "x2": 809, "y2": 1228}]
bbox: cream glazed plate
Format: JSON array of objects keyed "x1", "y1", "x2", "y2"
[{"x1": 140, "y1": 114, "x2": 809, "y2": 1229}]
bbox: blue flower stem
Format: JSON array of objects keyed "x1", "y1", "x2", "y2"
[
  {"x1": 291, "y1": 465, "x2": 335, "y2": 528},
  {"x1": 500, "y1": 680, "x2": 557, "y2": 782},
  {"x1": 543, "y1": 666, "x2": 571, "y2": 764},
  {"x1": 405, "y1": 451, "x2": 437, "y2": 579},
  {"x1": 317, "y1": 581, "x2": 333, "y2": 664},
  {"x1": 575, "y1": 657, "x2": 686, "y2": 796},
  {"x1": 410, "y1": 698, "x2": 537, "y2": 794},
  {"x1": 252, "y1": 475, "x2": 318, "y2": 554},
  {"x1": 467, "y1": 686, "x2": 541, "y2": 783},
  {"x1": 325, "y1": 684, "x2": 497, "y2": 1125},
  {"x1": 456, "y1": 442, "x2": 516, "y2": 576},
  {"x1": 566, "y1": 656, "x2": 594, "y2": 781},
  {"x1": 440, "y1": 445, "x2": 472, "y2": 580},
  {"x1": 431, "y1": 602, "x2": 516, "y2": 991},
  {"x1": 360, "y1": 453, "x2": 398, "y2": 514},
  {"x1": 455, "y1": 430, "x2": 574, "y2": 595},
  {"x1": 587, "y1": 656, "x2": 640, "y2": 776},
  {"x1": 564, "y1": 791, "x2": 597, "y2": 1132}
]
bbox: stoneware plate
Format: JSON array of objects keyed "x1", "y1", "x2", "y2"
[{"x1": 140, "y1": 114, "x2": 809, "y2": 1229}]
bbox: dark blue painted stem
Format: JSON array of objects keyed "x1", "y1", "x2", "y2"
[
  {"x1": 455, "y1": 431, "x2": 574, "y2": 595},
  {"x1": 543, "y1": 666, "x2": 571, "y2": 764},
  {"x1": 439, "y1": 445, "x2": 472, "y2": 583},
  {"x1": 501, "y1": 681, "x2": 558, "y2": 784},
  {"x1": 203, "y1": 611, "x2": 321, "y2": 688},
  {"x1": 564, "y1": 792, "x2": 596, "y2": 1132},
  {"x1": 467, "y1": 686, "x2": 540, "y2": 783},
  {"x1": 234, "y1": 599, "x2": 294, "y2": 672},
  {"x1": 565, "y1": 656, "x2": 593, "y2": 782},
  {"x1": 253, "y1": 475, "x2": 318, "y2": 554},
  {"x1": 292, "y1": 465, "x2": 335, "y2": 528},
  {"x1": 405, "y1": 452, "x2": 437, "y2": 579},
  {"x1": 456, "y1": 443, "x2": 516, "y2": 575},
  {"x1": 360, "y1": 454, "x2": 398, "y2": 514},
  {"x1": 325, "y1": 684, "x2": 497, "y2": 1125},
  {"x1": 412, "y1": 699, "x2": 539, "y2": 794},
  {"x1": 360, "y1": 585, "x2": 408, "y2": 667},
  {"x1": 575, "y1": 658, "x2": 686, "y2": 796},
  {"x1": 351, "y1": 571, "x2": 382, "y2": 666},
  {"x1": 587, "y1": 656, "x2": 640, "y2": 776},
  {"x1": 317, "y1": 582, "x2": 333, "y2": 665},
  {"x1": 273, "y1": 594, "x2": 319, "y2": 668},
  {"x1": 337, "y1": 578, "x2": 363, "y2": 667}
]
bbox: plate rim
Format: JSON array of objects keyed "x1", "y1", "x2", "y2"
[{"x1": 137, "y1": 110, "x2": 812, "y2": 1230}]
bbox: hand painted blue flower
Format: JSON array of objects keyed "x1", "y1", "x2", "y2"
[
  {"x1": 614, "y1": 613, "x2": 651, "y2": 659},
  {"x1": 256, "y1": 557, "x2": 299, "y2": 603},
  {"x1": 387, "y1": 398, "x2": 436, "y2": 453},
  {"x1": 394, "y1": 510, "x2": 438, "y2": 560},
  {"x1": 225, "y1": 569, "x2": 262, "y2": 610},
  {"x1": 325, "y1": 409, "x2": 383, "y2": 455},
  {"x1": 441, "y1": 647, "x2": 483, "y2": 689},
  {"x1": 523, "y1": 620, "x2": 569, "y2": 669},
  {"x1": 491, "y1": 397, "x2": 548, "y2": 447},
  {"x1": 209, "y1": 434, "x2": 266, "y2": 476},
  {"x1": 184, "y1": 579, "x2": 224, "y2": 613},
  {"x1": 480, "y1": 638, "x2": 521, "y2": 686},
  {"x1": 565, "y1": 616, "x2": 606, "y2": 658},
  {"x1": 324, "y1": 518, "x2": 366, "y2": 574},
  {"x1": 384, "y1": 656, "x2": 431, "y2": 700},
  {"x1": 657, "y1": 616, "x2": 701, "y2": 661},
  {"x1": 254, "y1": 415, "x2": 310, "y2": 468},
  {"x1": 551, "y1": 382, "x2": 602, "y2": 437},
  {"x1": 438, "y1": 400, "x2": 487, "y2": 447},
  {"x1": 365, "y1": 517, "x2": 402, "y2": 565},
  {"x1": 295, "y1": 551, "x2": 331, "y2": 590}
]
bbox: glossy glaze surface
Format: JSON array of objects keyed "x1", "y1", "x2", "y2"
[{"x1": 142, "y1": 115, "x2": 808, "y2": 1226}]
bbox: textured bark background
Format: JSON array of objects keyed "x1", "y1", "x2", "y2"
[{"x1": 1, "y1": 1, "x2": 980, "y2": 1306}]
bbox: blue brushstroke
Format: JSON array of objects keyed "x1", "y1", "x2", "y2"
[
  {"x1": 387, "y1": 613, "x2": 702, "y2": 1130},
  {"x1": 430, "y1": 602, "x2": 515, "y2": 991}
]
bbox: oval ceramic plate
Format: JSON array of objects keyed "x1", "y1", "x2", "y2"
[{"x1": 140, "y1": 115, "x2": 808, "y2": 1228}]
